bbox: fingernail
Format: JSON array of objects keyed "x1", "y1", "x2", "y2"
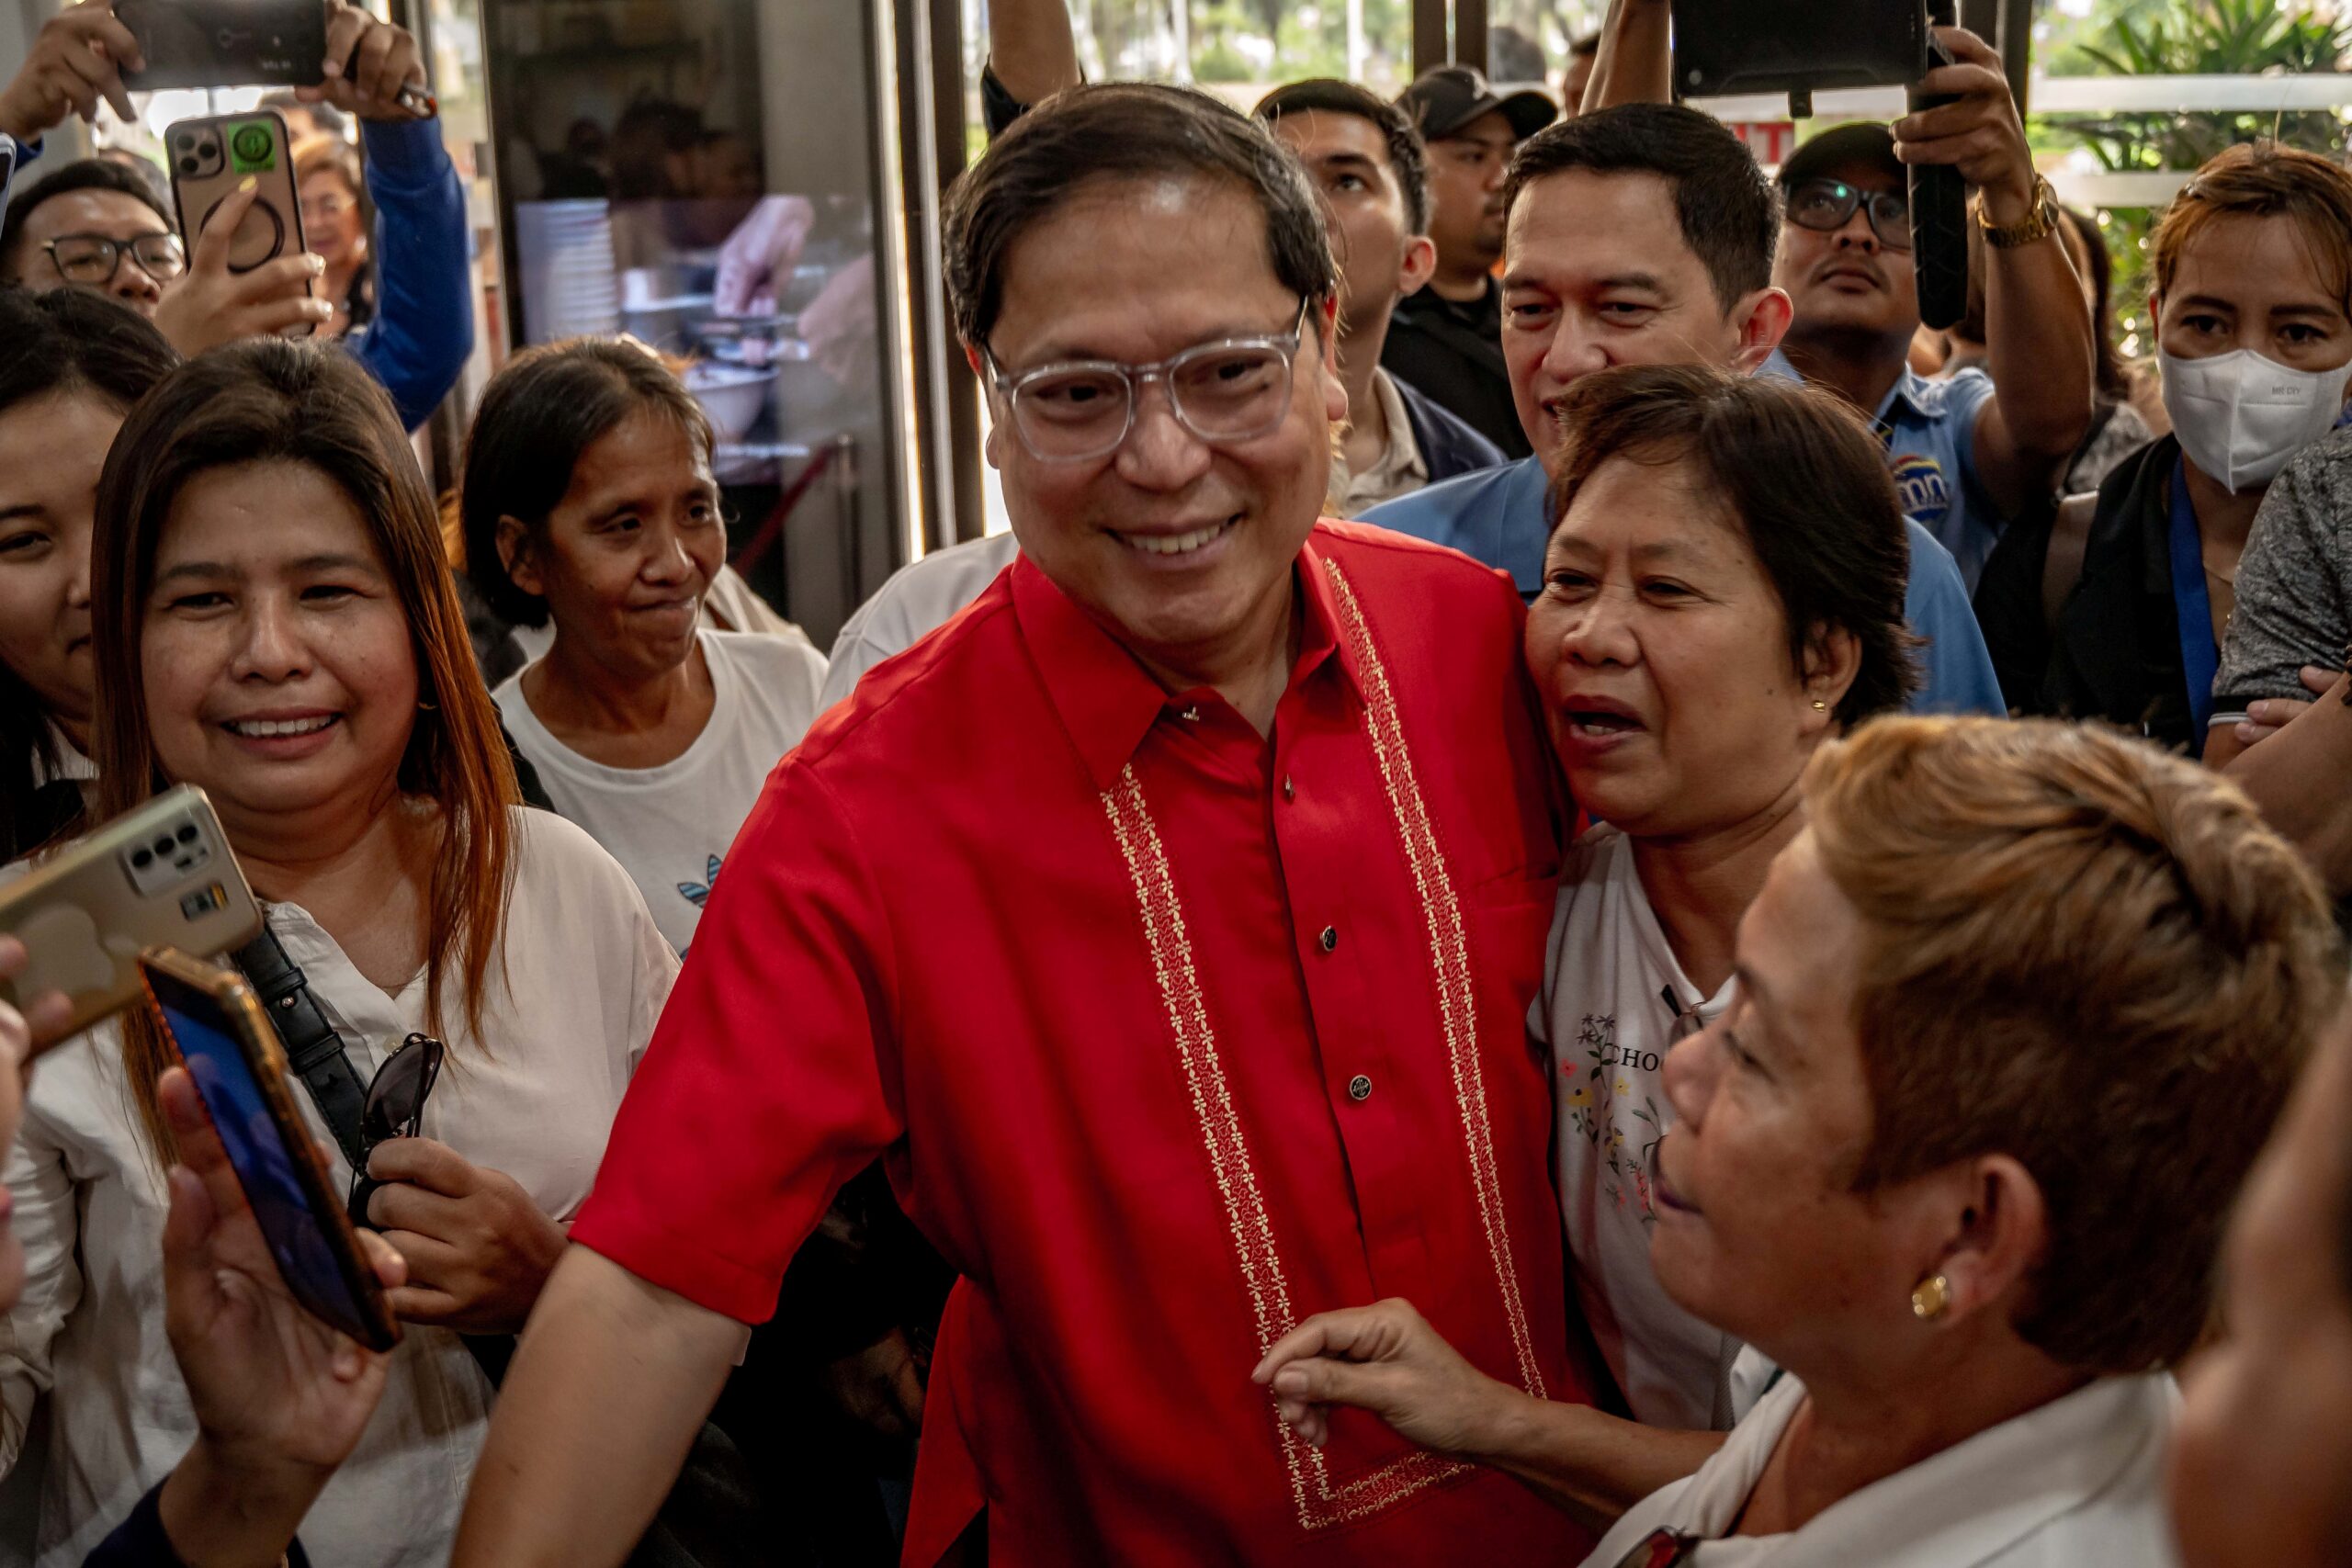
[
  {"x1": 1273, "y1": 1369, "x2": 1305, "y2": 1394},
  {"x1": 308, "y1": 253, "x2": 326, "y2": 273},
  {"x1": 238, "y1": 175, "x2": 256, "y2": 192}
]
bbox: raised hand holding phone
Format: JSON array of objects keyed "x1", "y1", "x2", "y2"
[
  {"x1": 153, "y1": 173, "x2": 330, "y2": 355},
  {"x1": 300, "y1": 1, "x2": 435, "y2": 122},
  {"x1": 153, "y1": 1064, "x2": 405, "y2": 1568},
  {"x1": 0, "y1": 0, "x2": 141, "y2": 144}
]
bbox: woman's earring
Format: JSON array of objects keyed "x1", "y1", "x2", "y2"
[
  {"x1": 1911, "y1": 1273, "x2": 1952, "y2": 1321},
  {"x1": 1812, "y1": 699, "x2": 1828, "y2": 712}
]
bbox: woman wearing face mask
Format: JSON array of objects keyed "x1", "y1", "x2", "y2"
[
  {"x1": 1973, "y1": 141, "x2": 2352, "y2": 752},
  {"x1": 0, "y1": 289, "x2": 177, "y2": 860},
  {"x1": 462, "y1": 339, "x2": 827, "y2": 954},
  {"x1": 0, "y1": 342, "x2": 678, "y2": 1568},
  {"x1": 1250, "y1": 365, "x2": 1921, "y2": 1528}
]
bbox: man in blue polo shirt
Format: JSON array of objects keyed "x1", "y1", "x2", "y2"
[
  {"x1": 1366, "y1": 102, "x2": 2005, "y2": 715},
  {"x1": 1766, "y1": 31, "x2": 2093, "y2": 591}
]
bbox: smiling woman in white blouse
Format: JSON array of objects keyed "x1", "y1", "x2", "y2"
[
  {"x1": 0, "y1": 342, "x2": 677, "y2": 1568},
  {"x1": 460, "y1": 340, "x2": 828, "y2": 955}
]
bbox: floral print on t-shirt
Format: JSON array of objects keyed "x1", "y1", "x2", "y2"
[{"x1": 1565, "y1": 1012, "x2": 1665, "y2": 1224}]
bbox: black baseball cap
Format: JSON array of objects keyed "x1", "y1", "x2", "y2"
[
  {"x1": 1776, "y1": 121, "x2": 1902, "y2": 192},
  {"x1": 1396, "y1": 64, "x2": 1556, "y2": 143}
]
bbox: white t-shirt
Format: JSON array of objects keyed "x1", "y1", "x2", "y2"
[
  {"x1": 0, "y1": 807, "x2": 678, "y2": 1568},
  {"x1": 1580, "y1": 1370, "x2": 2182, "y2": 1568},
  {"x1": 816, "y1": 531, "x2": 1020, "y2": 713},
  {"x1": 496, "y1": 627, "x2": 827, "y2": 953},
  {"x1": 1536, "y1": 825, "x2": 1741, "y2": 1430}
]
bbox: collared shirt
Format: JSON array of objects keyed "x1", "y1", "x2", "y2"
[
  {"x1": 1381, "y1": 277, "x2": 1530, "y2": 458},
  {"x1": 1333, "y1": 367, "x2": 1431, "y2": 516},
  {"x1": 1763, "y1": 349, "x2": 2002, "y2": 590},
  {"x1": 815, "y1": 530, "x2": 1022, "y2": 712},
  {"x1": 572, "y1": 522, "x2": 1591, "y2": 1565},
  {"x1": 1361, "y1": 456, "x2": 2007, "y2": 716},
  {"x1": 1580, "y1": 1369, "x2": 2182, "y2": 1567},
  {"x1": 0, "y1": 808, "x2": 675, "y2": 1568}
]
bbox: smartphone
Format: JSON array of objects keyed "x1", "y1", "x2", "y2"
[
  {"x1": 140, "y1": 948, "x2": 400, "y2": 1352},
  {"x1": 164, "y1": 108, "x2": 312, "y2": 331},
  {"x1": 118, "y1": 0, "x2": 327, "y2": 92},
  {"x1": 0, "y1": 785, "x2": 261, "y2": 1042}
]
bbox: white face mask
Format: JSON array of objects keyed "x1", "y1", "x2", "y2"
[{"x1": 2160, "y1": 347, "x2": 2351, "y2": 494}]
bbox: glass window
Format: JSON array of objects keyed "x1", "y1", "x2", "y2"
[{"x1": 1483, "y1": 0, "x2": 1609, "y2": 92}]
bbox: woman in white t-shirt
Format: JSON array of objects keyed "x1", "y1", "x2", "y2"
[
  {"x1": 459, "y1": 340, "x2": 828, "y2": 953},
  {"x1": 0, "y1": 344, "x2": 678, "y2": 1568},
  {"x1": 1257, "y1": 366, "x2": 1923, "y2": 1522}
]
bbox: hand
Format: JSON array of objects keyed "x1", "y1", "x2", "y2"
[
  {"x1": 2232, "y1": 665, "x2": 2339, "y2": 749},
  {"x1": 800, "y1": 260, "x2": 876, "y2": 388},
  {"x1": 366, "y1": 1137, "x2": 567, "y2": 1335},
  {"x1": 0, "y1": 0, "x2": 140, "y2": 146},
  {"x1": 1892, "y1": 28, "x2": 2036, "y2": 225},
  {"x1": 152, "y1": 177, "x2": 332, "y2": 355},
  {"x1": 1250, "y1": 1298, "x2": 1520, "y2": 1455},
  {"x1": 0, "y1": 936, "x2": 74, "y2": 1057},
  {"x1": 715, "y1": 194, "x2": 817, "y2": 317},
  {"x1": 154, "y1": 1066, "x2": 402, "y2": 1563},
  {"x1": 819, "y1": 1327, "x2": 925, "y2": 1438},
  {"x1": 298, "y1": 0, "x2": 429, "y2": 123}
]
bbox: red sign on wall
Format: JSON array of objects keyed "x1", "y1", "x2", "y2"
[{"x1": 1726, "y1": 120, "x2": 1798, "y2": 171}]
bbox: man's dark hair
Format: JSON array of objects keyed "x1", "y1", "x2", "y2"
[
  {"x1": 1568, "y1": 30, "x2": 1602, "y2": 59},
  {"x1": 1255, "y1": 78, "x2": 1430, "y2": 236},
  {"x1": 1549, "y1": 363, "x2": 1921, "y2": 726},
  {"x1": 1503, "y1": 103, "x2": 1780, "y2": 310},
  {"x1": 0, "y1": 159, "x2": 175, "y2": 277},
  {"x1": 944, "y1": 83, "x2": 1337, "y2": 348}
]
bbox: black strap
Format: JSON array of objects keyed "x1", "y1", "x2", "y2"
[{"x1": 232, "y1": 926, "x2": 371, "y2": 1172}]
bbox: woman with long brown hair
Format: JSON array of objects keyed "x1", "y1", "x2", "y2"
[{"x1": 0, "y1": 341, "x2": 677, "y2": 1568}]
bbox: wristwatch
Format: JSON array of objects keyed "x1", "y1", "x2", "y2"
[{"x1": 1980, "y1": 174, "x2": 2060, "y2": 250}]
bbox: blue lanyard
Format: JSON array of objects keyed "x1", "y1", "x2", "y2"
[{"x1": 2167, "y1": 456, "x2": 2221, "y2": 735}]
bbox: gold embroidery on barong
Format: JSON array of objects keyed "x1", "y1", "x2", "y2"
[{"x1": 1098, "y1": 557, "x2": 1542, "y2": 1531}]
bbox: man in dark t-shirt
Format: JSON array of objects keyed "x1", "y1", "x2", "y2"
[{"x1": 1385, "y1": 64, "x2": 1555, "y2": 457}]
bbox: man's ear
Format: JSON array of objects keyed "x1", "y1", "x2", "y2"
[
  {"x1": 1730, "y1": 286, "x2": 1795, "y2": 374},
  {"x1": 1913, "y1": 1154, "x2": 2050, "y2": 1332},
  {"x1": 1397, "y1": 234, "x2": 1438, "y2": 300},
  {"x1": 496, "y1": 515, "x2": 543, "y2": 599}
]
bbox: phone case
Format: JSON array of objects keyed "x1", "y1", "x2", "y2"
[
  {"x1": 118, "y1": 0, "x2": 328, "y2": 93},
  {"x1": 139, "y1": 948, "x2": 400, "y2": 1352},
  {"x1": 0, "y1": 785, "x2": 262, "y2": 1040},
  {"x1": 164, "y1": 109, "x2": 313, "y2": 334}
]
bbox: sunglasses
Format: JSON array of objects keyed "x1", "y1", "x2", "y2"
[
  {"x1": 1786, "y1": 178, "x2": 1914, "y2": 253},
  {"x1": 345, "y1": 1032, "x2": 445, "y2": 1227},
  {"x1": 1611, "y1": 1529, "x2": 1702, "y2": 1568}
]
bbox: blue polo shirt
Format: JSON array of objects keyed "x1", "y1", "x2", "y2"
[
  {"x1": 1761, "y1": 349, "x2": 2003, "y2": 590},
  {"x1": 1362, "y1": 454, "x2": 2006, "y2": 716}
]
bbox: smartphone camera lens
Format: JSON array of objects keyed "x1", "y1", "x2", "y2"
[
  {"x1": 178, "y1": 157, "x2": 198, "y2": 175},
  {"x1": 130, "y1": 847, "x2": 153, "y2": 869},
  {"x1": 175, "y1": 824, "x2": 198, "y2": 844},
  {"x1": 152, "y1": 837, "x2": 175, "y2": 857}
]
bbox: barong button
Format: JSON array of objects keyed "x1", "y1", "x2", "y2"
[
  {"x1": 1347, "y1": 1075, "x2": 1373, "y2": 1102},
  {"x1": 1318, "y1": 925, "x2": 1338, "y2": 953},
  {"x1": 1282, "y1": 774, "x2": 1295, "y2": 802}
]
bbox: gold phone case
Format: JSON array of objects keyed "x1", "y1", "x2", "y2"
[
  {"x1": 139, "y1": 947, "x2": 400, "y2": 1352},
  {"x1": 0, "y1": 784, "x2": 262, "y2": 1041},
  {"x1": 164, "y1": 109, "x2": 313, "y2": 334}
]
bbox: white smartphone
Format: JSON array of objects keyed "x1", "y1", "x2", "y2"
[{"x1": 0, "y1": 786, "x2": 263, "y2": 1044}]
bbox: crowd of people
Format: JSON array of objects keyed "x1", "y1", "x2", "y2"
[{"x1": 1, "y1": 0, "x2": 2351, "y2": 1564}]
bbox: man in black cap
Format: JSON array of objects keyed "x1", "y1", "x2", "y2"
[
  {"x1": 1385, "y1": 64, "x2": 1556, "y2": 457},
  {"x1": 1767, "y1": 28, "x2": 2094, "y2": 590}
]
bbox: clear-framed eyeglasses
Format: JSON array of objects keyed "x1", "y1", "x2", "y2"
[
  {"x1": 983, "y1": 298, "x2": 1313, "y2": 464},
  {"x1": 41, "y1": 231, "x2": 187, "y2": 288}
]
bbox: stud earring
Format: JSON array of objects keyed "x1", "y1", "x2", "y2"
[
  {"x1": 1911, "y1": 1273, "x2": 1951, "y2": 1321},
  {"x1": 1811, "y1": 699, "x2": 1828, "y2": 712}
]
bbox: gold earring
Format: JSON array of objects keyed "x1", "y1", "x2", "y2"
[
  {"x1": 1911, "y1": 1273, "x2": 1951, "y2": 1321},
  {"x1": 1812, "y1": 699, "x2": 1828, "y2": 712}
]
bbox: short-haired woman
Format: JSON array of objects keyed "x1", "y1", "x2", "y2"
[
  {"x1": 294, "y1": 132, "x2": 373, "y2": 339},
  {"x1": 1261, "y1": 715, "x2": 2342, "y2": 1562},
  {"x1": 462, "y1": 339, "x2": 827, "y2": 953},
  {"x1": 0, "y1": 343, "x2": 677, "y2": 1567},
  {"x1": 1976, "y1": 141, "x2": 2352, "y2": 753},
  {"x1": 0, "y1": 288, "x2": 177, "y2": 860},
  {"x1": 1260, "y1": 363, "x2": 1922, "y2": 1526}
]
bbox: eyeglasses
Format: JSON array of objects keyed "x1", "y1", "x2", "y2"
[
  {"x1": 1611, "y1": 1529, "x2": 1701, "y2": 1568},
  {"x1": 345, "y1": 1032, "x2": 445, "y2": 1226},
  {"x1": 1785, "y1": 178, "x2": 1913, "y2": 253},
  {"x1": 300, "y1": 192, "x2": 356, "y2": 224},
  {"x1": 983, "y1": 299, "x2": 1313, "y2": 463},
  {"x1": 41, "y1": 231, "x2": 187, "y2": 287}
]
